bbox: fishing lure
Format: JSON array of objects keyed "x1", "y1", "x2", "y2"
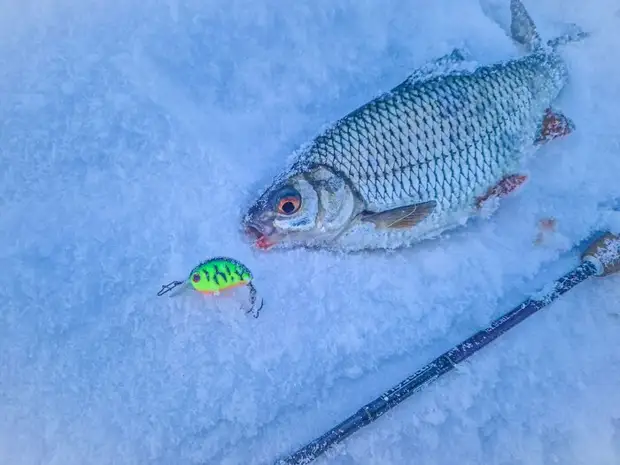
[{"x1": 157, "y1": 257, "x2": 264, "y2": 317}]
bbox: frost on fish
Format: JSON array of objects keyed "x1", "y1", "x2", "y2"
[{"x1": 243, "y1": 0, "x2": 582, "y2": 252}]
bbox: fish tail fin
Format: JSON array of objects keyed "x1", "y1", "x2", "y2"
[
  {"x1": 509, "y1": 0, "x2": 590, "y2": 52},
  {"x1": 509, "y1": 0, "x2": 542, "y2": 52},
  {"x1": 546, "y1": 26, "x2": 590, "y2": 50}
]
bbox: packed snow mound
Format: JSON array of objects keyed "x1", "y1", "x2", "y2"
[{"x1": 1, "y1": 0, "x2": 619, "y2": 464}]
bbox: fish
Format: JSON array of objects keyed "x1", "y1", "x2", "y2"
[{"x1": 242, "y1": 0, "x2": 586, "y2": 252}]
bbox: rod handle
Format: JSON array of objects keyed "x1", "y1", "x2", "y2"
[{"x1": 582, "y1": 232, "x2": 620, "y2": 277}]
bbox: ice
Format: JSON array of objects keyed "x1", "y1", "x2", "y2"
[{"x1": 1, "y1": 0, "x2": 620, "y2": 464}]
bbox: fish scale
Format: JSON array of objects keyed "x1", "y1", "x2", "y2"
[
  {"x1": 293, "y1": 51, "x2": 562, "y2": 216},
  {"x1": 244, "y1": 0, "x2": 584, "y2": 252}
]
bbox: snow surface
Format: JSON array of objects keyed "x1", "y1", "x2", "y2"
[{"x1": 2, "y1": 0, "x2": 620, "y2": 464}]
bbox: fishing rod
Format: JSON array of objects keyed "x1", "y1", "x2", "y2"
[{"x1": 275, "y1": 231, "x2": 620, "y2": 465}]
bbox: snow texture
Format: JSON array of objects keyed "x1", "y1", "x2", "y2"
[{"x1": 1, "y1": 0, "x2": 620, "y2": 464}]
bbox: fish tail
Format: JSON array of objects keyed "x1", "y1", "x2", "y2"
[
  {"x1": 509, "y1": 0, "x2": 542, "y2": 52},
  {"x1": 509, "y1": 0, "x2": 589, "y2": 52},
  {"x1": 546, "y1": 27, "x2": 590, "y2": 51}
]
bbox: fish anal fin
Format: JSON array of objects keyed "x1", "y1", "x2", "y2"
[
  {"x1": 476, "y1": 174, "x2": 528, "y2": 209},
  {"x1": 360, "y1": 201, "x2": 436, "y2": 229},
  {"x1": 535, "y1": 108, "x2": 575, "y2": 144}
]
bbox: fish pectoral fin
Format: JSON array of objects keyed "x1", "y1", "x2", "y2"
[
  {"x1": 360, "y1": 201, "x2": 437, "y2": 229},
  {"x1": 535, "y1": 108, "x2": 575, "y2": 144}
]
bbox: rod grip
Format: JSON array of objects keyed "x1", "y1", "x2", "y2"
[{"x1": 582, "y1": 232, "x2": 620, "y2": 277}]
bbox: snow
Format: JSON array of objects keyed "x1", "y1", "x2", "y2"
[{"x1": 1, "y1": 0, "x2": 620, "y2": 464}]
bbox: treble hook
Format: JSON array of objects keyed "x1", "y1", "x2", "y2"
[{"x1": 246, "y1": 282, "x2": 264, "y2": 318}]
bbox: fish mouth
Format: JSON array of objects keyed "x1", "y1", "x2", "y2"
[{"x1": 244, "y1": 224, "x2": 276, "y2": 250}]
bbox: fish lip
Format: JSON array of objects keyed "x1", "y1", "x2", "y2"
[
  {"x1": 255, "y1": 235, "x2": 275, "y2": 250},
  {"x1": 244, "y1": 223, "x2": 263, "y2": 239},
  {"x1": 244, "y1": 223, "x2": 277, "y2": 250}
]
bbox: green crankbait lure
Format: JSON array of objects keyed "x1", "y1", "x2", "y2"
[{"x1": 157, "y1": 257, "x2": 263, "y2": 317}]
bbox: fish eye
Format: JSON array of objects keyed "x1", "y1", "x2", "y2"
[
  {"x1": 276, "y1": 190, "x2": 301, "y2": 216},
  {"x1": 192, "y1": 273, "x2": 201, "y2": 283},
  {"x1": 277, "y1": 195, "x2": 301, "y2": 215}
]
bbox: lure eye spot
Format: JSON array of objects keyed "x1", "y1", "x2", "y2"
[{"x1": 192, "y1": 273, "x2": 201, "y2": 283}]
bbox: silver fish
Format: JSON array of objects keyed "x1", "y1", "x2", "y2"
[{"x1": 243, "y1": 0, "x2": 585, "y2": 252}]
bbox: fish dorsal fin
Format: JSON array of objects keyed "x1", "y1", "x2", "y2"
[
  {"x1": 360, "y1": 201, "x2": 437, "y2": 229},
  {"x1": 402, "y1": 49, "x2": 477, "y2": 87}
]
